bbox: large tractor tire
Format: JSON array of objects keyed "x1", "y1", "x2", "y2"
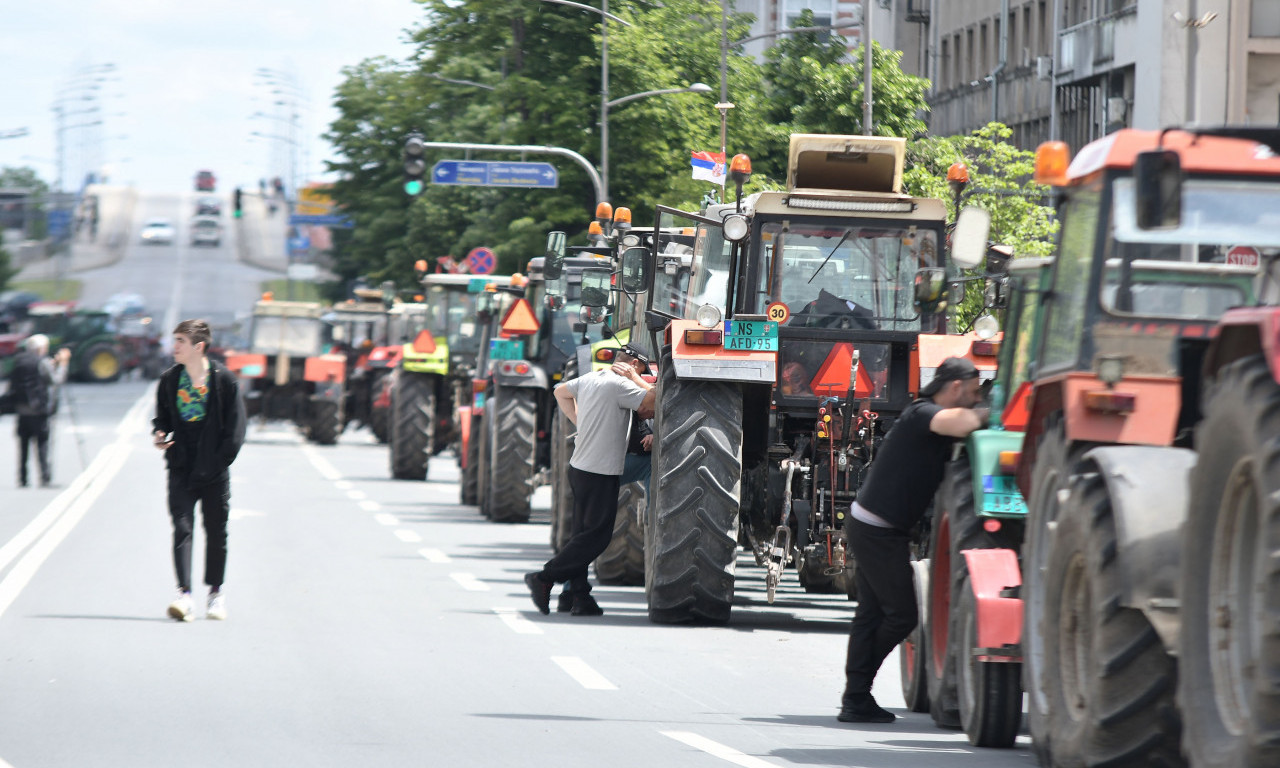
[
  {"x1": 955, "y1": 568, "x2": 1022, "y2": 748},
  {"x1": 460, "y1": 411, "x2": 481, "y2": 506},
  {"x1": 900, "y1": 559, "x2": 931, "y2": 713},
  {"x1": 923, "y1": 458, "x2": 967, "y2": 729},
  {"x1": 1036, "y1": 467, "x2": 1182, "y2": 767},
  {"x1": 389, "y1": 373, "x2": 435, "y2": 480},
  {"x1": 645, "y1": 347, "x2": 742, "y2": 625},
  {"x1": 549, "y1": 406, "x2": 576, "y2": 553},
  {"x1": 79, "y1": 343, "x2": 121, "y2": 383},
  {"x1": 370, "y1": 405, "x2": 389, "y2": 444},
  {"x1": 307, "y1": 397, "x2": 342, "y2": 445},
  {"x1": 1182, "y1": 354, "x2": 1280, "y2": 768},
  {"x1": 594, "y1": 482, "x2": 646, "y2": 585},
  {"x1": 485, "y1": 385, "x2": 537, "y2": 523}
]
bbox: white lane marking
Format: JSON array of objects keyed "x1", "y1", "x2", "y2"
[
  {"x1": 358, "y1": 500, "x2": 380, "y2": 512},
  {"x1": 334, "y1": 480, "x2": 353, "y2": 490},
  {"x1": 374, "y1": 513, "x2": 399, "y2": 526},
  {"x1": 551, "y1": 656, "x2": 617, "y2": 691},
  {"x1": 301, "y1": 445, "x2": 342, "y2": 480},
  {"x1": 229, "y1": 508, "x2": 265, "y2": 521},
  {"x1": 419, "y1": 548, "x2": 451, "y2": 563},
  {"x1": 394, "y1": 529, "x2": 422, "y2": 543},
  {"x1": 660, "y1": 732, "x2": 780, "y2": 768},
  {"x1": 0, "y1": 389, "x2": 150, "y2": 620},
  {"x1": 346, "y1": 489, "x2": 366, "y2": 500},
  {"x1": 493, "y1": 607, "x2": 543, "y2": 635},
  {"x1": 450, "y1": 573, "x2": 489, "y2": 592}
]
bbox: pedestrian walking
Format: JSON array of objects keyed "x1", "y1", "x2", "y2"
[
  {"x1": 10, "y1": 334, "x2": 69, "y2": 487},
  {"x1": 526, "y1": 345, "x2": 655, "y2": 617},
  {"x1": 152, "y1": 320, "x2": 246, "y2": 622},
  {"x1": 839, "y1": 357, "x2": 988, "y2": 723}
]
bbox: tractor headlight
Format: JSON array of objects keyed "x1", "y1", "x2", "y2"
[
  {"x1": 722, "y1": 214, "x2": 749, "y2": 242},
  {"x1": 974, "y1": 313, "x2": 1000, "y2": 340},
  {"x1": 695, "y1": 304, "x2": 723, "y2": 328}
]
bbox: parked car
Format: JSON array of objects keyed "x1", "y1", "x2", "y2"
[
  {"x1": 190, "y1": 216, "x2": 221, "y2": 247},
  {"x1": 195, "y1": 170, "x2": 216, "y2": 192},
  {"x1": 195, "y1": 196, "x2": 221, "y2": 216},
  {"x1": 139, "y1": 218, "x2": 175, "y2": 245}
]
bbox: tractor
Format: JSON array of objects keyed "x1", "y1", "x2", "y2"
[
  {"x1": 0, "y1": 302, "x2": 160, "y2": 382},
  {"x1": 225, "y1": 297, "x2": 345, "y2": 444},
  {"x1": 325, "y1": 285, "x2": 396, "y2": 440}
]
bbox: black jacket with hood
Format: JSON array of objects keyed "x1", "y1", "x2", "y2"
[{"x1": 152, "y1": 360, "x2": 246, "y2": 487}]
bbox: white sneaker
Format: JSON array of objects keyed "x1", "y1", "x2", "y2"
[
  {"x1": 206, "y1": 592, "x2": 227, "y2": 621},
  {"x1": 167, "y1": 591, "x2": 194, "y2": 622}
]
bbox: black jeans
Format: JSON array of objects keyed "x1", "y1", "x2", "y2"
[
  {"x1": 540, "y1": 466, "x2": 620, "y2": 595},
  {"x1": 168, "y1": 471, "x2": 230, "y2": 593},
  {"x1": 843, "y1": 518, "x2": 918, "y2": 702},
  {"x1": 16, "y1": 414, "x2": 50, "y2": 485}
]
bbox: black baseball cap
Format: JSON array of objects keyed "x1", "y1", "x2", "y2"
[
  {"x1": 920, "y1": 356, "x2": 979, "y2": 398},
  {"x1": 617, "y1": 344, "x2": 650, "y2": 367}
]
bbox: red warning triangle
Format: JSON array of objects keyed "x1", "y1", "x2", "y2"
[
  {"x1": 500, "y1": 298, "x2": 541, "y2": 336},
  {"x1": 809, "y1": 343, "x2": 874, "y2": 397}
]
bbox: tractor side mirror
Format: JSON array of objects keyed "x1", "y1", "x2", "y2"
[
  {"x1": 620, "y1": 247, "x2": 647, "y2": 294},
  {"x1": 579, "y1": 267, "x2": 612, "y2": 308},
  {"x1": 913, "y1": 267, "x2": 947, "y2": 314},
  {"x1": 544, "y1": 231, "x2": 567, "y2": 280},
  {"x1": 951, "y1": 207, "x2": 991, "y2": 270},
  {"x1": 546, "y1": 294, "x2": 566, "y2": 311},
  {"x1": 579, "y1": 305, "x2": 608, "y2": 325},
  {"x1": 1134, "y1": 149, "x2": 1182, "y2": 230}
]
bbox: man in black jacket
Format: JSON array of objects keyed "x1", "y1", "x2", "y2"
[
  {"x1": 11, "y1": 334, "x2": 70, "y2": 487},
  {"x1": 152, "y1": 319, "x2": 246, "y2": 622}
]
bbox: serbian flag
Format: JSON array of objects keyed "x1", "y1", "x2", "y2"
[{"x1": 691, "y1": 151, "x2": 726, "y2": 186}]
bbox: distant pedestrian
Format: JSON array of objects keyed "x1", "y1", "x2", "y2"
[
  {"x1": 152, "y1": 319, "x2": 246, "y2": 622},
  {"x1": 838, "y1": 357, "x2": 988, "y2": 724},
  {"x1": 526, "y1": 346, "x2": 655, "y2": 616},
  {"x1": 10, "y1": 334, "x2": 69, "y2": 487}
]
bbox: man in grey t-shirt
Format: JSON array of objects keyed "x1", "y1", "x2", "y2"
[{"x1": 525, "y1": 346, "x2": 655, "y2": 616}]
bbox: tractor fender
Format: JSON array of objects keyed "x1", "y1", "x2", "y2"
[
  {"x1": 492, "y1": 363, "x2": 548, "y2": 390},
  {"x1": 668, "y1": 318, "x2": 775, "y2": 384},
  {"x1": 1081, "y1": 445, "x2": 1194, "y2": 654},
  {"x1": 960, "y1": 548, "x2": 1022, "y2": 657}
]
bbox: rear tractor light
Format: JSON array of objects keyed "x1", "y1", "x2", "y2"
[
  {"x1": 684, "y1": 328, "x2": 723, "y2": 345},
  {"x1": 1083, "y1": 390, "x2": 1136, "y2": 415}
]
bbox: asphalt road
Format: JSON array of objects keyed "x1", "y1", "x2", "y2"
[{"x1": 0, "y1": 196, "x2": 1036, "y2": 767}]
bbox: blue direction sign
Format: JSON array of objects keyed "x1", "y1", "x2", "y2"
[
  {"x1": 431, "y1": 160, "x2": 558, "y2": 189},
  {"x1": 46, "y1": 209, "x2": 73, "y2": 241},
  {"x1": 288, "y1": 213, "x2": 353, "y2": 228}
]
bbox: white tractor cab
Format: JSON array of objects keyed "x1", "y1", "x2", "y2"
[{"x1": 590, "y1": 134, "x2": 990, "y2": 624}]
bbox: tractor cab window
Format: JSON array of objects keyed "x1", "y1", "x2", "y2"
[
  {"x1": 387, "y1": 306, "x2": 427, "y2": 345},
  {"x1": 527, "y1": 278, "x2": 598, "y2": 360},
  {"x1": 251, "y1": 315, "x2": 324, "y2": 357},
  {"x1": 1041, "y1": 186, "x2": 1102, "y2": 370},
  {"x1": 426, "y1": 286, "x2": 481, "y2": 354},
  {"x1": 650, "y1": 208, "x2": 728, "y2": 319},
  {"x1": 756, "y1": 220, "x2": 938, "y2": 332}
]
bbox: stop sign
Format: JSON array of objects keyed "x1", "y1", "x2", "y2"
[{"x1": 1227, "y1": 245, "x2": 1260, "y2": 267}]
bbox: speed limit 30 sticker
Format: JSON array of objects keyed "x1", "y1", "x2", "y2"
[{"x1": 766, "y1": 301, "x2": 790, "y2": 324}]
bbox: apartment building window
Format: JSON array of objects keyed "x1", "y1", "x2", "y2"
[
  {"x1": 967, "y1": 28, "x2": 976, "y2": 83},
  {"x1": 1252, "y1": 0, "x2": 1280, "y2": 37},
  {"x1": 1024, "y1": 4, "x2": 1034, "y2": 59},
  {"x1": 982, "y1": 23, "x2": 990, "y2": 72},
  {"x1": 784, "y1": 0, "x2": 834, "y2": 28},
  {"x1": 941, "y1": 38, "x2": 951, "y2": 89}
]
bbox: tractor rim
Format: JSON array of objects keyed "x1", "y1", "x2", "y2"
[
  {"x1": 959, "y1": 594, "x2": 978, "y2": 717},
  {"x1": 1059, "y1": 551, "x2": 1091, "y2": 721},
  {"x1": 1027, "y1": 464, "x2": 1063, "y2": 715},
  {"x1": 930, "y1": 511, "x2": 952, "y2": 673},
  {"x1": 90, "y1": 350, "x2": 118, "y2": 379},
  {"x1": 1209, "y1": 459, "x2": 1258, "y2": 736}
]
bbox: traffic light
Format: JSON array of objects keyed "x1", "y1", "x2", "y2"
[
  {"x1": 403, "y1": 134, "x2": 426, "y2": 196},
  {"x1": 232, "y1": 187, "x2": 242, "y2": 218}
]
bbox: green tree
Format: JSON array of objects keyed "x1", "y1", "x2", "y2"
[{"x1": 0, "y1": 166, "x2": 50, "y2": 240}]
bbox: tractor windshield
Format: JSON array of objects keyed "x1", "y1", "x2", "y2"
[
  {"x1": 387, "y1": 306, "x2": 427, "y2": 345},
  {"x1": 756, "y1": 220, "x2": 939, "y2": 332},
  {"x1": 1104, "y1": 177, "x2": 1270, "y2": 320},
  {"x1": 426, "y1": 286, "x2": 481, "y2": 354},
  {"x1": 651, "y1": 209, "x2": 730, "y2": 319},
  {"x1": 251, "y1": 315, "x2": 325, "y2": 357},
  {"x1": 527, "y1": 279, "x2": 599, "y2": 361}
]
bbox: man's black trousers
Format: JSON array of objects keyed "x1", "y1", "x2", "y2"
[
  {"x1": 539, "y1": 466, "x2": 620, "y2": 595},
  {"x1": 168, "y1": 471, "x2": 230, "y2": 593},
  {"x1": 16, "y1": 414, "x2": 51, "y2": 485},
  {"x1": 843, "y1": 518, "x2": 919, "y2": 702}
]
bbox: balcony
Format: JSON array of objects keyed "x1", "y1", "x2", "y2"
[{"x1": 1056, "y1": 5, "x2": 1137, "y2": 83}]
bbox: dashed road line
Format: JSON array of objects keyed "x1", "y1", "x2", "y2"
[
  {"x1": 394, "y1": 529, "x2": 422, "y2": 543},
  {"x1": 551, "y1": 656, "x2": 617, "y2": 690},
  {"x1": 660, "y1": 732, "x2": 780, "y2": 768},
  {"x1": 358, "y1": 500, "x2": 380, "y2": 512},
  {"x1": 493, "y1": 607, "x2": 543, "y2": 635},
  {"x1": 301, "y1": 445, "x2": 342, "y2": 480},
  {"x1": 334, "y1": 480, "x2": 353, "y2": 490},
  {"x1": 419, "y1": 548, "x2": 451, "y2": 563},
  {"x1": 346, "y1": 489, "x2": 366, "y2": 500},
  {"x1": 374, "y1": 513, "x2": 399, "y2": 526},
  {"x1": 450, "y1": 573, "x2": 489, "y2": 592}
]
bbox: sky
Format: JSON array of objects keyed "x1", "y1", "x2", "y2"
[{"x1": 0, "y1": 0, "x2": 425, "y2": 194}]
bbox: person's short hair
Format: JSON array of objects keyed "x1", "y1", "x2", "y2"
[
  {"x1": 24, "y1": 333, "x2": 49, "y2": 353},
  {"x1": 617, "y1": 344, "x2": 650, "y2": 367},
  {"x1": 173, "y1": 319, "x2": 212, "y2": 352},
  {"x1": 920, "y1": 356, "x2": 979, "y2": 398}
]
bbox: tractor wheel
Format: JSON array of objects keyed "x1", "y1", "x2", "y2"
[
  {"x1": 549, "y1": 390, "x2": 577, "y2": 553},
  {"x1": 389, "y1": 373, "x2": 435, "y2": 480},
  {"x1": 955, "y1": 568, "x2": 1022, "y2": 748},
  {"x1": 1182, "y1": 354, "x2": 1280, "y2": 768},
  {"x1": 924, "y1": 457, "x2": 969, "y2": 729},
  {"x1": 370, "y1": 404, "x2": 390, "y2": 444},
  {"x1": 899, "y1": 558, "x2": 932, "y2": 713},
  {"x1": 1037, "y1": 467, "x2": 1182, "y2": 767},
  {"x1": 80, "y1": 343, "x2": 121, "y2": 383},
  {"x1": 1023, "y1": 413, "x2": 1084, "y2": 763},
  {"x1": 594, "y1": 482, "x2": 646, "y2": 586},
  {"x1": 645, "y1": 346, "x2": 742, "y2": 625},
  {"x1": 432, "y1": 386, "x2": 455, "y2": 456},
  {"x1": 485, "y1": 385, "x2": 537, "y2": 523},
  {"x1": 460, "y1": 411, "x2": 481, "y2": 506},
  {"x1": 308, "y1": 397, "x2": 341, "y2": 446}
]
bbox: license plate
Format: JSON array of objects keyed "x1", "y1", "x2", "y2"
[{"x1": 723, "y1": 319, "x2": 778, "y2": 352}]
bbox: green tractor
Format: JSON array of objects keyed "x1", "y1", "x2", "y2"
[{"x1": 4, "y1": 303, "x2": 133, "y2": 382}]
